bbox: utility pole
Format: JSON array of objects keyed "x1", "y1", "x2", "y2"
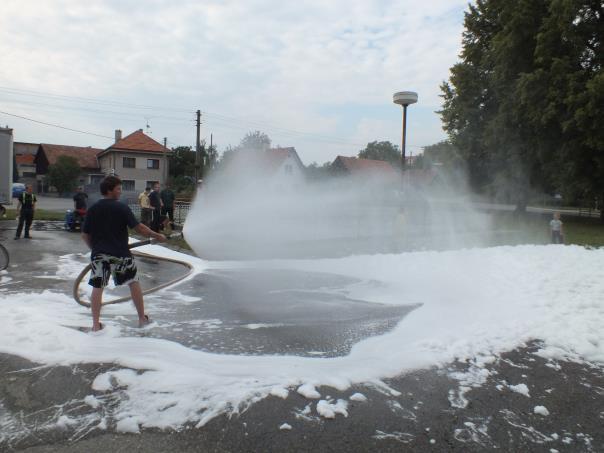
[
  {"x1": 209, "y1": 133, "x2": 213, "y2": 171},
  {"x1": 163, "y1": 137, "x2": 168, "y2": 185},
  {"x1": 195, "y1": 110, "x2": 202, "y2": 181}
]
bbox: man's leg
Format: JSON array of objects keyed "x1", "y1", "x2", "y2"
[
  {"x1": 24, "y1": 210, "x2": 33, "y2": 238},
  {"x1": 91, "y1": 287, "x2": 104, "y2": 331},
  {"x1": 168, "y1": 207, "x2": 174, "y2": 228},
  {"x1": 128, "y1": 281, "x2": 150, "y2": 326},
  {"x1": 15, "y1": 212, "x2": 25, "y2": 238}
]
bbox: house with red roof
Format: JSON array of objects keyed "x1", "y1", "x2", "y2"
[
  {"x1": 222, "y1": 146, "x2": 306, "y2": 190},
  {"x1": 331, "y1": 155, "x2": 399, "y2": 183},
  {"x1": 96, "y1": 129, "x2": 171, "y2": 192},
  {"x1": 13, "y1": 142, "x2": 39, "y2": 188},
  {"x1": 35, "y1": 143, "x2": 104, "y2": 193}
]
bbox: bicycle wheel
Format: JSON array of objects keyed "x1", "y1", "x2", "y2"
[{"x1": 0, "y1": 243, "x2": 9, "y2": 271}]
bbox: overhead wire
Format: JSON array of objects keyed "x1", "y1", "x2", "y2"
[
  {"x1": 0, "y1": 109, "x2": 114, "y2": 140},
  {"x1": 0, "y1": 85, "x2": 428, "y2": 150}
]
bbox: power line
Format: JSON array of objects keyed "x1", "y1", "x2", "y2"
[
  {"x1": 0, "y1": 97, "x2": 195, "y2": 124},
  {"x1": 0, "y1": 85, "x2": 429, "y2": 149},
  {"x1": 0, "y1": 86, "x2": 193, "y2": 114},
  {"x1": 0, "y1": 109, "x2": 114, "y2": 140}
]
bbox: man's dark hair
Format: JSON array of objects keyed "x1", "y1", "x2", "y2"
[
  {"x1": 145, "y1": 187, "x2": 151, "y2": 191},
  {"x1": 100, "y1": 176, "x2": 122, "y2": 195}
]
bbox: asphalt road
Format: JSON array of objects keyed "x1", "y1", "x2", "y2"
[{"x1": 0, "y1": 225, "x2": 602, "y2": 452}]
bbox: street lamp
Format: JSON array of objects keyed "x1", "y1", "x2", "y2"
[{"x1": 393, "y1": 91, "x2": 418, "y2": 170}]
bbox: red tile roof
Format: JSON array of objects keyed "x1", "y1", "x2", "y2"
[
  {"x1": 39, "y1": 144, "x2": 102, "y2": 169},
  {"x1": 103, "y1": 129, "x2": 169, "y2": 155},
  {"x1": 13, "y1": 142, "x2": 39, "y2": 155},
  {"x1": 16, "y1": 154, "x2": 35, "y2": 165},
  {"x1": 263, "y1": 147, "x2": 301, "y2": 172},
  {"x1": 333, "y1": 156, "x2": 398, "y2": 177},
  {"x1": 225, "y1": 147, "x2": 303, "y2": 176}
]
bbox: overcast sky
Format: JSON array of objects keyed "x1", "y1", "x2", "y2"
[{"x1": 0, "y1": 0, "x2": 469, "y2": 165}]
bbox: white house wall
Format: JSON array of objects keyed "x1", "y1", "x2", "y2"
[
  {"x1": 270, "y1": 155, "x2": 306, "y2": 191},
  {"x1": 98, "y1": 151, "x2": 167, "y2": 191}
]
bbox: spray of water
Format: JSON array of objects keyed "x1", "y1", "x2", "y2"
[{"x1": 183, "y1": 153, "x2": 494, "y2": 260}]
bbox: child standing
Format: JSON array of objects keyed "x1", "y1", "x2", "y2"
[{"x1": 549, "y1": 211, "x2": 564, "y2": 244}]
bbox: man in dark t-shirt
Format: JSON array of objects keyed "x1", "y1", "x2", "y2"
[
  {"x1": 148, "y1": 183, "x2": 163, "y2": 232},
  {"x1": 73, "y1": 186, "x2": 88, "y2": 210},
  {"x1": 160, "y1": 184, "x2": 175, "y2": 229},
  {"x1": 82, "y1": 176, "x2": 166, "y2": 332}
]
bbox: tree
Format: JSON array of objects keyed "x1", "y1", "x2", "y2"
[
  {"x1": 239, "y1": 131, "x2": 271, "y2": 151},
  {"x1": 47, "y1": 155, "x2": 80, "y2": 194},
  {"x1": 516, "y1": 0, "x2": 604, "y2": 210},
  {"x1": 358, "y1": 141, "x2": 400, "y2": 166},
  {"x1": 168, "y1": 146, "x2": 196, "y2": 178},
  {"x1": 305, "y1": 161, "x2": 333, "y2": 181},
  {"x1": 422, "y1": 141, "x2": 463, "y2": 168},
  {"x1": 440, "y1": 0, "x2": 604, "y2": 212},
  {"x1": 203, "y1": 143, "x2": 219, "y2": 173}
]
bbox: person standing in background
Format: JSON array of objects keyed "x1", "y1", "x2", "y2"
[
  {"x1": 549, "y1": 211, "x2": 564, "y2": 244},
  {"x1": 148, "y1": 183, "x2": 163, "y2": 232},
  {"x1": 72, "y1": 186, "x2": 88, "y2": 220},
  {"x1": 138, "y1": 187, "x2": 152, "y2": 227},
  {"x1": 15, "y1": 185, "x2": 36, "y2": 239},
  {"x1": 160, "y1": 183, "x2": 175, "y2": 230}
]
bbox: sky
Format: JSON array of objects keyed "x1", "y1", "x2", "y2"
[{"x1": 0, "y1": 0, "x2": 469, "y2": 165}]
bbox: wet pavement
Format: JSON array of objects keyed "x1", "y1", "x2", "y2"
[
  {"x1": 0, "y1": 224, "x2": 417, "y2": 357},
  {"x1": 1, "y1": 223, "x2": 603, "y2": 452}
]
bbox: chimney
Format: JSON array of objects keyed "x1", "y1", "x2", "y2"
[{"x1": 115, "y1": 129, "x2": 122, "y2": 143}]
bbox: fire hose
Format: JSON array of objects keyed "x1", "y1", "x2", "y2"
[{"x1": 72, "y1": 234, "x2": 194, "y2": 308}]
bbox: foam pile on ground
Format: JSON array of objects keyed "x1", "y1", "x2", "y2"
[{"x1": 0, "y1": 244, "x2": 603, "y2": 431}]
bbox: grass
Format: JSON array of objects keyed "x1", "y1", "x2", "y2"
[
  {"x1": 2, "y1": 209, "x2": 603, "y2": 251},
  {"x1": 562, "y1": 216, "x2": 604, "y2": 247},
  {"x1": 1, "y1": 209, "x2": 66, "y2": 221},
  {"x1": 491, "y1": 211, "x2": 604, "y2": 247}
]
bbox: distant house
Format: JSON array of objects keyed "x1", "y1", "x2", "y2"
[
  {"x1": 96, "y1": 129, "x2": 171, "y2": 193},
  {"x1": 13, "y1": 142, "x2": 39, "y2": 189},
  {"x1": 331, "y1": 156, "x2": 399, "y2": 183},
  {"x1": 35, "y1": 144, "x2": 103, "y2": 193},
  {"x1": 223, "y1": 147, "x2": 306, "y2": 190}
]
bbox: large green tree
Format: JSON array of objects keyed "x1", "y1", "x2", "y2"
[
  {"x1": 440, "y1": 0, "x2": 602, "y2": 211},
  {"x1": 239, "y1": 131, "x2": 271, "y2": 151},
  {"x1": 357, "y1": 141, "x2": 400, "y2": 166},
  {"x1": 168, "y1": 146, "x2": 196, "y2": 178},
  {"x1": 422, "y1": 141, "x2": 463, "y2": 168},
  {"x1": 47, "y1": 155, "x2": 80, "y2": 194}
]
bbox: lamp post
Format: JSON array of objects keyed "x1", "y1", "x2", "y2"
[{"x1": 393, "y1": 91, "x2": 418, "y2": 170}]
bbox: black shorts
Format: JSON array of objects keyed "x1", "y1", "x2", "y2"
[{"x1": 88, "y1": 254, "x2": 138, "y2": 288}]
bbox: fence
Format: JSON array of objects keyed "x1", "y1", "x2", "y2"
[{"x1": 128, "y1": 201, "x2": 192, "y2": 226}]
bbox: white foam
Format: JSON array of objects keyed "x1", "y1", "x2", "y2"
[
  {"x1": 509, "y1": 383, "x2": 530, "y2": 397},
  {"x1": 0, "y1": 244, "x2": 603, "y2": 432}
]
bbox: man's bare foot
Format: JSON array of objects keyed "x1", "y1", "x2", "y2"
[
  {"x1": 138, "y1": 314, "x2": 152, "y2": 328},
  {"x1": 92, "y1": 322, "x2": 104, "y2": 332}
]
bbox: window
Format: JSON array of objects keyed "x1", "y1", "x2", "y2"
[
  {"x1": 147, "y1": 159, "x2": 160, "y2": 169},
  {"x1": 122, "y1": 180, "x2": 135, "y2": 191},
  {"x1": 146, "y1": 180, "x2": 159, "y2": 189},
  {"x1": 284, "y1": 164, "x2": 293, "y2": 175},
  {"x1": 123, "y1": 157, "x2": 136, "y2": 168}
]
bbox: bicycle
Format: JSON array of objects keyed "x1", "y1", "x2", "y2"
[{"x1": 0, "y1": 242, "x2": 8, "y2": 271}]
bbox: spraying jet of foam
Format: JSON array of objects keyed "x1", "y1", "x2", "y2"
[{"x1": 184, "y1": 151, "x2": 492, "y2": 260}]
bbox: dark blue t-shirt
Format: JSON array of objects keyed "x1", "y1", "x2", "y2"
[
  {"x1": 149, "y1": 190, "x2": 161, "y2": 210},
  {"x1": 82, "y1": 198, "x2": 139, "y2": 257}
]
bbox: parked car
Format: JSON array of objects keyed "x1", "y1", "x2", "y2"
[{"x1": 12, "y1": 183, "x2": 25, "y2": 198}]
